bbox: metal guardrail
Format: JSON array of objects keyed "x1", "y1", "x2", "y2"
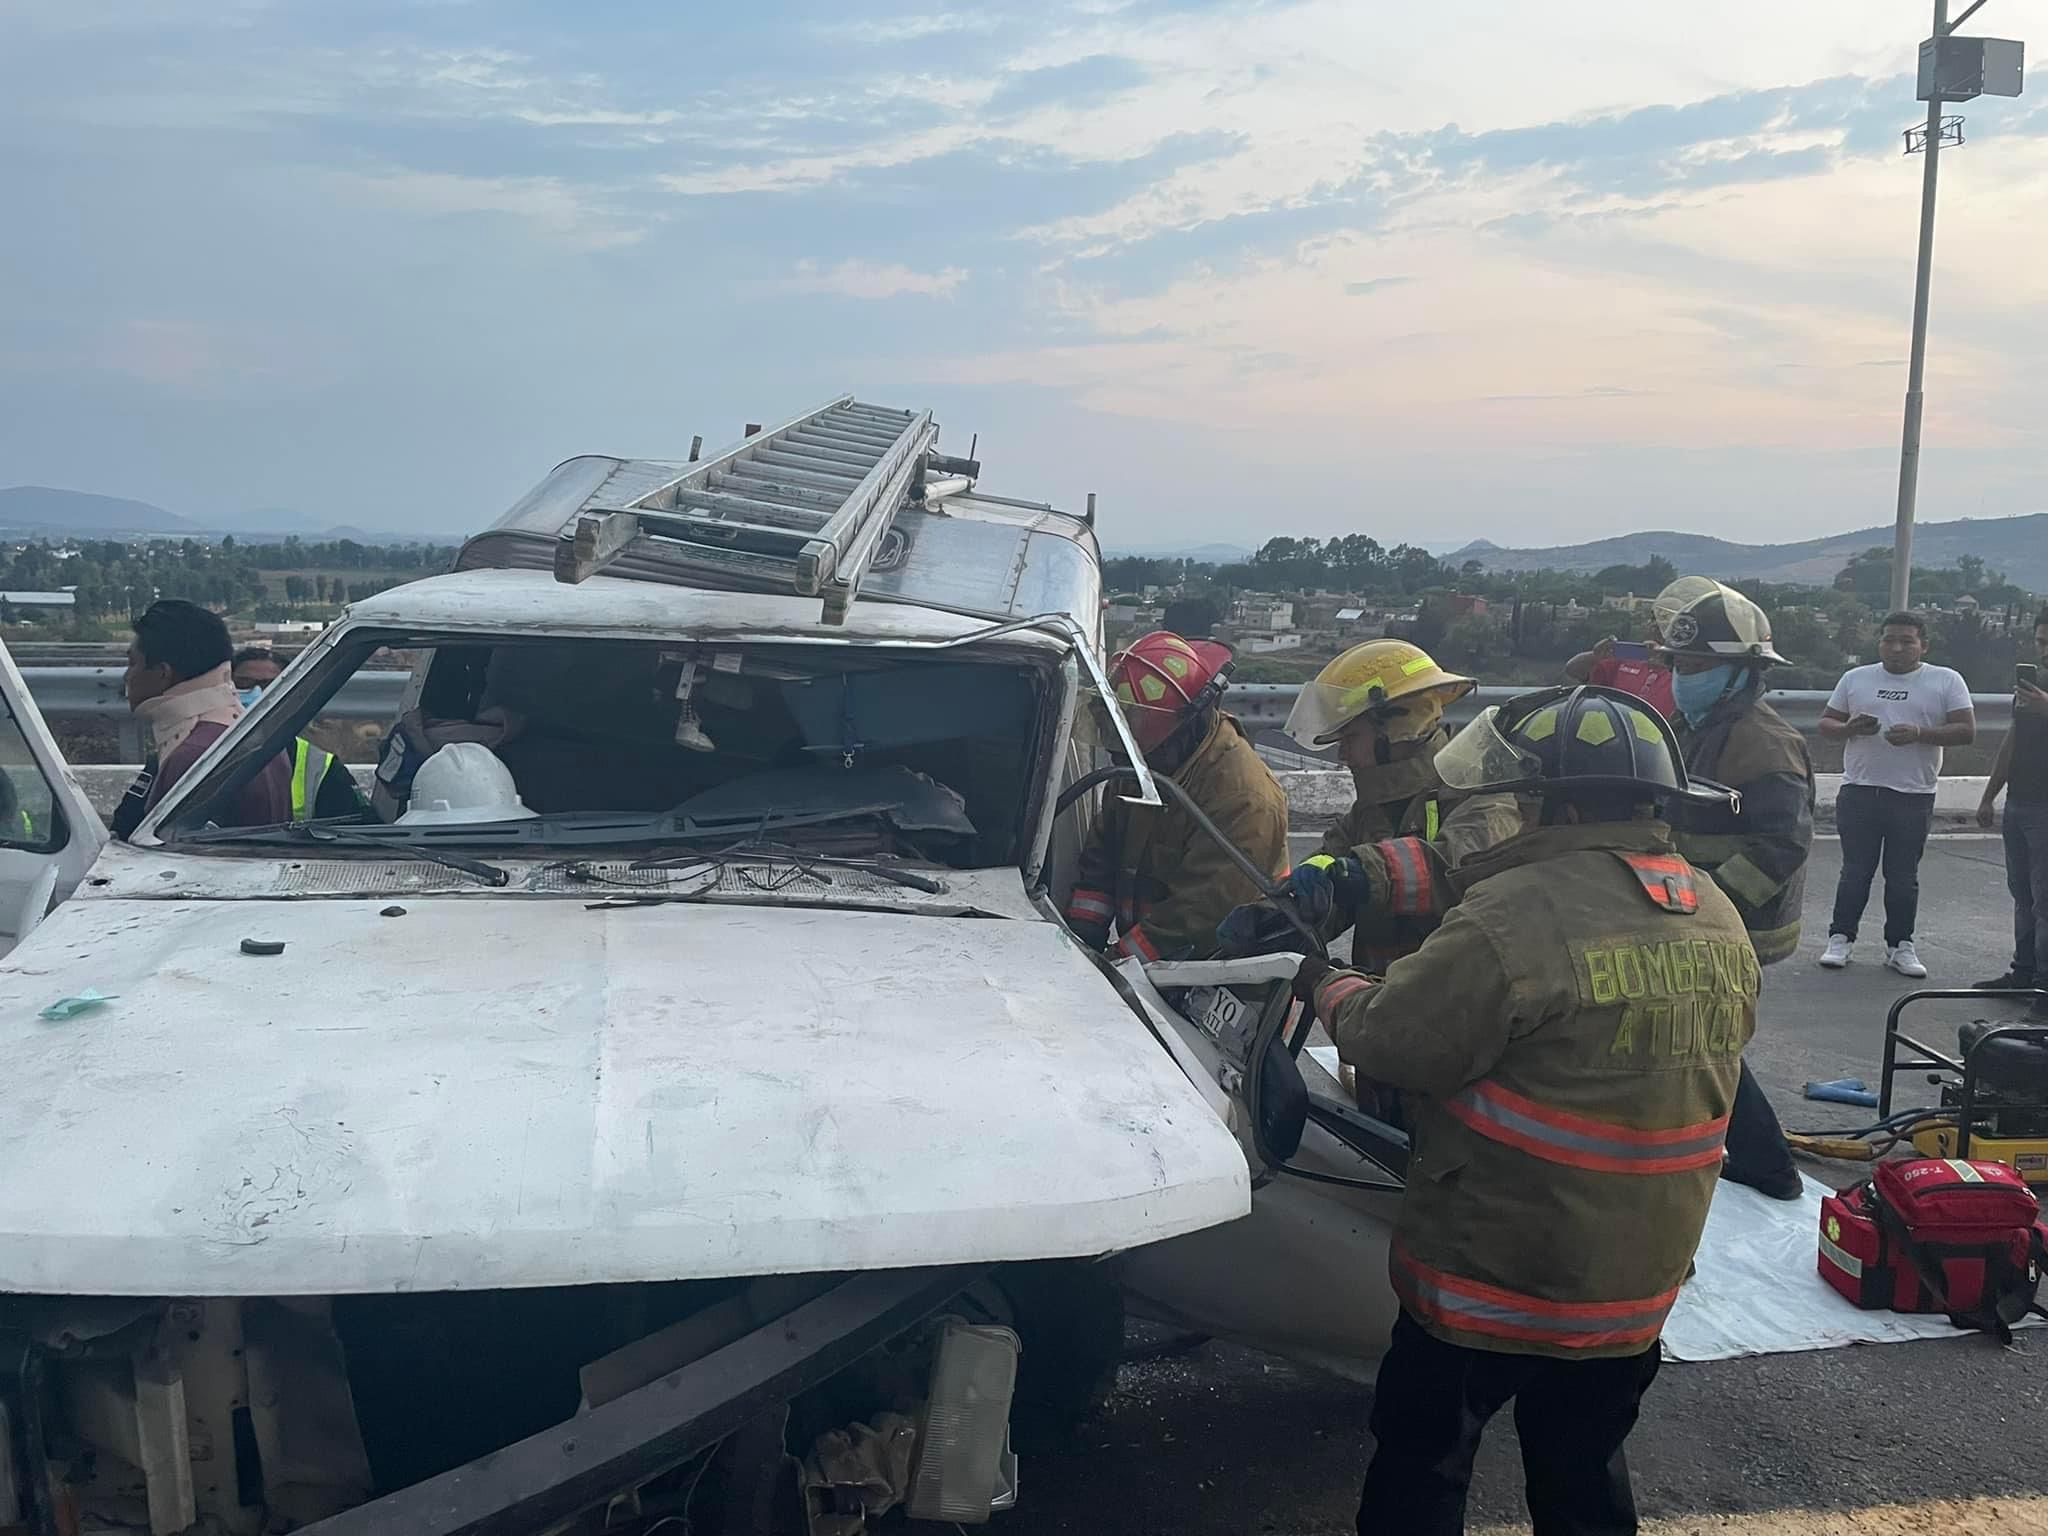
[
  {"x1": 23, "y1": 668, "x2": 408, "y2": 759},
  {"x1": 17, "y1": 670, "x2": 2013, "y2": 759},
  {"x1": 21, "y1": 667, "x2": 408, "y2": 718},
  {"x1": 1226, "y1": 683, "x2": 2014, "y2": 736}
]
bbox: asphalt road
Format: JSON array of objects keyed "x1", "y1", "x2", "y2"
[{"x1": 1001, "y1": 836, "x2": 2048, "y2": 1536}]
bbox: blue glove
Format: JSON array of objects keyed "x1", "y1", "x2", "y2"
[{"x1": 1280, "y1": 854, "x2": 1366, "y2": 924}]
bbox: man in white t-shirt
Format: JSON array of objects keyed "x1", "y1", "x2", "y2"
[{"x1": 1816, "y1": 611, "x2": 1975, "y2": 976}]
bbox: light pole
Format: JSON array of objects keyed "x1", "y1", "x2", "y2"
[{"x1": 1888, "y1": 0, "x2": 2023, "y2": 613}]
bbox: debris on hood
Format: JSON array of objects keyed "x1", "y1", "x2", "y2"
[{"x1": 38, "y1": 987, "x2": 114, "y2": 1020}]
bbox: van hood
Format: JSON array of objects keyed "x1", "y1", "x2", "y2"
[{"x1": 0, "y1": 899, "x2": 1247, "y2": 1297}]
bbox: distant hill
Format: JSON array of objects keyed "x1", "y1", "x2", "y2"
[
  {"x1": 0, "y1": 485, "x2": 195, "y2": 535},
  {"x1": 0, "y1": 486, "x2": 440, "y2": 545},
  {"x1": 1107, "y1": 542, "x2": 1256, "y2": 564},
  {"x1": 1456, "y1": 513, "x2": 2048, "y2": 591},
  {"x1": 202, "y1": 508, "x2": 417, "y2": 541},
  {"x1": 200, "y1": 520, "x2": 426, "y2": 544}
]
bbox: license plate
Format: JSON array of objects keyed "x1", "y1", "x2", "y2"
[{"x1": 1183, "y1": 985, "x2": 1246, "y2": 1043}]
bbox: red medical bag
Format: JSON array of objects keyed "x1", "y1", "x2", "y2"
[{"x1": 1818, "y1": 1157, "x2": 2047, "y2": 1339}]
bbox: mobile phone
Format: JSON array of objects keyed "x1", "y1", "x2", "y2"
[
  {"x1": 1611, "y1": 641, "x2": 1649, "y2": 662},
  {"x1": 2018, "y1": 663, "x2": 2040, "y2": 690}
]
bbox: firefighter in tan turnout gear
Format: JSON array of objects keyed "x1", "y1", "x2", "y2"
[
  {"x1": 1655, "y1": 575, "x2": 1815, "y2": 1202},
  {"x1": 1293, "y1": 685, "x2": 1759, "y2": 1535},
  {"x1": 1246, "y1": 640, "x2": 1518, "y2": 968},
  {"x1": 1065, "y1": 631, "x2": 1289, "y2": 962}
]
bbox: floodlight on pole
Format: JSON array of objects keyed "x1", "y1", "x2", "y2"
[{"x1": 1888, "y1": 1, "x2": 2024, "y2": 614}]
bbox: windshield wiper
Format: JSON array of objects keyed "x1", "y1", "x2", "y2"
[
  {"x1": 296, "y1": 826, "x2": 512, "y2": 887},
  {"x1": 181, "y1": 814, "x2": 366, "y2": 842},
  {"x1": 177, "y1": 816, "x2": 511, "y2": 887},
  {"x1": 803, "y1": 856, "x2": 946, "y2": 894}
]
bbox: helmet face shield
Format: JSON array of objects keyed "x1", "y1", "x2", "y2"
[
  {"x1": 1283, "y1": 640, "x2": 1474, "y2": 746},
  {"x1": 1433, "y1": 684, "x2": 1732, "y2": 808},
  {"x1": 1433, "y1": 705, "x2": 1542, "y2": 792},
  {"x1": 1651, "y1": 576, "x2": 1791, "y2": 666},
  {"x1": 1651, "y1": 577, "x2": 1724, "y2": 647},
  {"x1": 1109, "y1": 687, "x2": 1195, "y2": 755},
  {"x1": 1286, "y1": 677, "x2": 1394, "y2": 746},
  {"x1": 1107, "y1": 631, "x2": 1235, "y2": 755}
]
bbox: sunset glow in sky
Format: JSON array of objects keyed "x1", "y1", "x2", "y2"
[{"x1": 3, "y1": 1, "x2": 2043, "y2": 548}]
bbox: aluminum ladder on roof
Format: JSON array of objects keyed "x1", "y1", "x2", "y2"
[{"x1": 553, "y1": 394, "x2": 953, "y2": 624}]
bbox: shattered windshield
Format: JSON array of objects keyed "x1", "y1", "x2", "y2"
[{"x1": 159, "y1": 633, "x2": 1049, "y2": 870}]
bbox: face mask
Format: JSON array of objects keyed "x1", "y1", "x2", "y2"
[
  {"x1": 1672, "y1": 663, "x2": 1738, "y2": 726},
  {"x1": 237, "y1": 686, "x2": 265, "y2": 709}
]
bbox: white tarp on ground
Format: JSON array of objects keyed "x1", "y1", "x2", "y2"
[
  {"x1": 1302, "y1": 1048, "x2": 2036, "y2": 1364},
  {"x1": 1663, "y1": 1173, "x2": 2041, "y2": 1361}
]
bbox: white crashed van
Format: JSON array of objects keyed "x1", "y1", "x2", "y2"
[{"x1": 0, "y1": 398, "x2": 1403, "y2": 1536}]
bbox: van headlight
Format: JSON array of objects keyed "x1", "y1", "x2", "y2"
[{"x1": 906, "y1": 1319, "x2": 1021, "y2": 1523}]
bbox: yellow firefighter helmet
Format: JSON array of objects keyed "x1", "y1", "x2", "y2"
[{"x1": 1285, "y1": 639, "x2": 1477, "y2": 746}]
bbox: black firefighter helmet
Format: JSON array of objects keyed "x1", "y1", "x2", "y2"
[{"x1": 1434, "y1": 683, "x2": 1733, "y2": 807}]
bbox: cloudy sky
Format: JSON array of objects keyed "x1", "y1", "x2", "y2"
[{"x1": 2, "y1": 1, "x2": 2043, "y2": 550}]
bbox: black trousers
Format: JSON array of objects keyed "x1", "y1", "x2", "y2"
[
  {"x1": 1723, "y1": 1056, "x2": 1796, "y2": 1188},
  {"x1": 1358, "y1": 1312, "x2": 1661, "y2": 1536},
  {"x1": 1830, "y1": 783, "x2": 1936, "y2": 946}
]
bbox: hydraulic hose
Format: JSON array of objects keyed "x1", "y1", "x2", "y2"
[
  {"x1": 1055, "y1": 764, "x2": 1327, "y2": 959},
  {"x1": 1785, "y1": 1105, "x2": 1957, "y2": 1162}
]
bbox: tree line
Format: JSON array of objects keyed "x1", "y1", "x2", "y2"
[
  {"x1": 1107, "y1": 535, "x2": 2039, "y2": 693},
  {"x1": 0, "y1": 537, "x2": 458, "y2": 634}
]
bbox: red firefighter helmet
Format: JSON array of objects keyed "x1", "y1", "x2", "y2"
[{"x1": 1108, "y1": 631, "x2": 1236, "y2": 755}]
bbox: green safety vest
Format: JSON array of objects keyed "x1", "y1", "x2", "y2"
[{"x1": 290, "y1": 739, "x2": 336, "y2": 823}]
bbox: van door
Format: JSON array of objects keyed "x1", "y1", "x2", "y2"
[{"x1": 0, "y1": 638, "x2": 108, "y2": 952}]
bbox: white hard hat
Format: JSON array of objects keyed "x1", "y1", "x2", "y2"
[{"x1": 397, "y1": 741, "x2": 537, "y2": 825}]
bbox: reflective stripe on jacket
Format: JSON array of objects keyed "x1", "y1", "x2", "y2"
[
  {"x1": 1671, "y1": 696, "x2": 1814, "y2": 966},
  {"x1": 1318, "y1": 742, "x2": 1521, "y2": 970},
  {"x1": 1313, "y1": 820, "x2": 1757, "y2": 1359},
  {"x1": 290, "y1": 738, "x2": 335, "y2": 823},
  {"x1": 1073, "y1": 712, "x2": 1289, "y2": 962}
]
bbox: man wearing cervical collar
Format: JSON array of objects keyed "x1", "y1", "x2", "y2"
[{"x1": 112, "y1": 600, "x2": 291, "y2": 840}]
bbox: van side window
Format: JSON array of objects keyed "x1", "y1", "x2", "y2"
[{"x1": 0, "y1": 703, "x2": 63, "y2": 853}]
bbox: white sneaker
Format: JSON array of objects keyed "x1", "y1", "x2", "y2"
[
  {"x1": 1886, "y1": 941, "x2": 1928, "y2": 979},
  {"x1": 1819, "y1": 934, "x2": 1853, "y2": 969}
]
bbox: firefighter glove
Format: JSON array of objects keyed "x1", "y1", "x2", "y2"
[
  {"x1": 1292, "y1": 954, "x2": 1332, "y2": 1003},
  {"x1": 1217, "y1": 900, "x2": 1316, "y2": 957},
  {"x1": 1279, "y1": 854, "x2": 1366, "y2": 924}
]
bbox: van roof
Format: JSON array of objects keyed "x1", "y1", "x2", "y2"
[
  {"x1": 455, "y1": 438, "x2": 1105, "y2": 636},
  {"x1": 342, "y1": 567, "x2": 1072, "y2": 650}
]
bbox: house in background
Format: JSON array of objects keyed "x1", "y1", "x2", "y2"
[{"x1": 0, "y1": 590, "x2": 77, "y2": 623}]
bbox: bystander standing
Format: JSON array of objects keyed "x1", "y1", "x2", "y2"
[
  {"x1": 1564, "y1": 623, "x2": 1675, "y2": 718},
  {"x1": 1817, "y1": 611, "x2": 1975, "y2": 978},
  {"x1": 1975, "y1": 609, "x2": 2048, "y2": 1005}
]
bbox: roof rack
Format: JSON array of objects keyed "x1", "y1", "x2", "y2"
[{"x1": 553, "y1": 394, "x2": 978, "y2": 625}]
